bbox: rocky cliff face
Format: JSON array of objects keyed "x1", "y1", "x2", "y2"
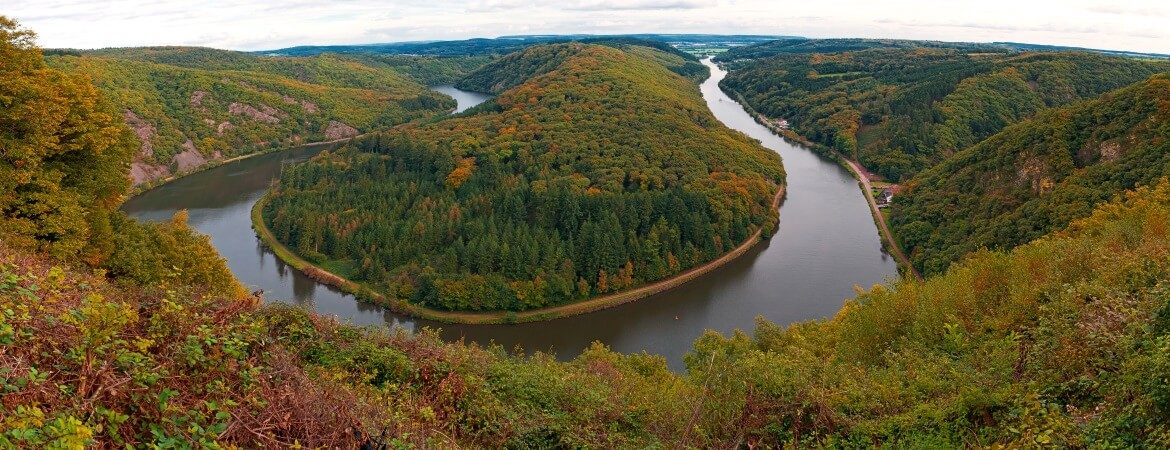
[
  {"x1": 323, "y1": 121, "x2": 359, "y2": 140},
  {"x1": 228, "y1": 102, "x2": 284, "y2": 124}
]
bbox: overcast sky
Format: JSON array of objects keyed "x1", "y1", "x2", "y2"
[{"x1": 9, "y1": 0, "x2": 1170, "y2": 54}]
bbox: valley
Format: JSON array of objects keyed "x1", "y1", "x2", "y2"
[
  {"x1": 123, "y1": 55, "x2": 897, "y2": 367},
  {"x1": 5, "y1": 11, "x2": 1170, "y2": 446}
]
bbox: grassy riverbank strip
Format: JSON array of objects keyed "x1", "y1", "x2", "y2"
[{"x1": 252, "y1": 185, "x2": 785, "y2": 324}]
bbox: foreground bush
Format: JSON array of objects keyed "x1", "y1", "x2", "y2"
[{"x1": 6, "y1": 180, "x2": 1170, "y2": 447}]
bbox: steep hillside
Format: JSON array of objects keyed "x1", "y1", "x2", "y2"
[
  {"x1": 890, "y1": 73, "x2": 1170, "y2": 274},
  {"x1": 46, "y1": 49, "x2": 454, "y2": 187},
  {"x1": 719, "y1": 46, "x2": 1170, "y2": 180},
  {"x1": 454, "y1": 43, "x2": 582, "y2": 93},
  {"x1": 262, "y1": 43, "x2": 784, "y2": 313},
  {"x1": 688, "y1": 180, "x2": 1170, "y2": 448}
]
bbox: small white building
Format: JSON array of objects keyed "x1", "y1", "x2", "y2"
[{"x1": 875, "y1": 188, "x2": 895, "y2": 207}]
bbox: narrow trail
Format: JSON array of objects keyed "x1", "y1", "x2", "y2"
[{"x1": 839, "y1": 158, "x2": 922, "y2": 280}]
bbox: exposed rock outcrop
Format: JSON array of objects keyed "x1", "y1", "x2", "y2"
[
  {"x1": 300, "y1": 100, "x2": 319, "y2": 114},
  {"x1": 172, "y1": 140, "x2": 207, "y2": 172},
  {"x1": 122, "y1": 110, "x2": 155, "y2": 157},
  {"x1": 1098, "y1": 141, "x2": 1123, "y2": 162},
  {"x1": 190, "y1": 90, "x2": 208, "y2": 108},
  {"x1": 216, "y1": 121, "x2": 235, "y2": 135},
  {"x1": 129, "y1": 162, "x2": 170, "y2": 185},
  {"x1": 259, "y1": 103, "x2": 287, "y2": 119},
  {"x1": 1016, "y1": 156, "x2": 1054, "y2": 194},
  {"x1": 228, "y1": 102, "x2": 283, "y2": 124},
  {"x1": 323, "y1": 120, "x2": 359, "y2": 140}
]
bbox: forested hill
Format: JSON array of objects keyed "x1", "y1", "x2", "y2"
[
  {"x1": 716, "y1": 37, "x2": 1170, "y2": 62},
  {"x1": 80, "y1": 45, "x2": 494, "y2": 86},
  {"x1": 715, "y1": 37, "x2": 992, "y2": 60},
  {"x1": 455, "y1": 38, "x2": 706, "y2": 93},
  {"x1": 263, "y1": 43, "x2": 785, "y2": 312},
  {"x1": 718, "y1": 45, "x2": 1170, "y2": 180},
  {"x1": 889, "y1": 73, "x2": 1170, "y2": 274},
  {"x1": 261, "y1": 33, "x2": 781, "y2": 57},
  {"x1": 454, "y1": 43, "x2": 581, "y2": 94},
  {"x1": 46, "y1": 47, "x2": 457, "y2": 187}
]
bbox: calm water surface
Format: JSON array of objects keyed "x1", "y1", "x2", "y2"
[
  {"x1": 431, "y1": 85, "x2": 492, "y2": 113},
  {"x1": 123, "y1": 65, "x2": 898, "y2": 369}
]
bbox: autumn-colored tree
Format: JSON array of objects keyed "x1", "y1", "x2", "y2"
[
  {"x1": 0, "y1": 16, "x2": 243, "y2": 295},
  {"x1": 444, "y1": 157, "x2": 475, "y2": 189},
  {"x1": 0, "y1": 16, "x2": 133, "y2": 263},
  {"x1": 595, "y1": 269, "x2": 608, "y2": 294},
  {"x1": 576, "y1": 276, "x2": 590, "y2": 298}
]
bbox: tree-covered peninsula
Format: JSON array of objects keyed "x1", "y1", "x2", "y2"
[{"x1": 261, "y1": 43, "x2": 785, "y2": 313}]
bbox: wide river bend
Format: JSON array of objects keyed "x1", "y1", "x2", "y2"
[{"x1": 123, "y1": 62, "x2": 898, "y2": 369}]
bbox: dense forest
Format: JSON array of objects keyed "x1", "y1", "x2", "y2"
[
  {"x1": 890, "y1": 73, "x2": 1170, "y2": 274},
  {"x1": 454, "y1": 43, "x2": 582, "y2": 94},
  {"x1": 45, "y1": 47, "x2": 458, "y2": 186},
  {"x1": 5, "y1": 17, "x2": 1170, "y2": 447},
  {"x1": 263, "y1": 43, "x2": 785, "y2": 312},
  {"x1": 718, "y1": 43, "x2": 1170, "y2": 180}
]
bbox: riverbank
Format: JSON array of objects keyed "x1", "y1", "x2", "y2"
[
  {"x1": 837, "y1": 158, "x2": 921, "y2": 279},
  {"x1": 252, "y1": 185, "x2": 786, "y2": 324},
  {"x1": 126, "y1": 138, "x2": 351, "y2": 198},
  {"x1": 722, "y1": 86, "x2": 920, "y2": 279}
]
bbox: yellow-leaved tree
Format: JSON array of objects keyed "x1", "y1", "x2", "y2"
[
  {"x1": 0, "y1": 16, "x2": 133, "y2": 264},
  {"x1": 0, "y1": 16, "x2": 243, "y2": 297}
]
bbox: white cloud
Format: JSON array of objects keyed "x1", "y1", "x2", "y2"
[
  {"x1": 6, "y1": 0, "x2": 1169, "y2": 54},
  {"x1": 563, "y1": 0, "x2": 710, "y2": 11}
]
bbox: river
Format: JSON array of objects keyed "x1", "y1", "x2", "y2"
[{"x1": 123, "y1": 62, "x2": 898, "y2": 369}]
